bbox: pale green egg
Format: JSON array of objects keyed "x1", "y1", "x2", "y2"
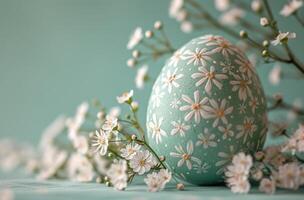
[{"x1": 146, "y1": 35, "x2": 267, "y2": 185}]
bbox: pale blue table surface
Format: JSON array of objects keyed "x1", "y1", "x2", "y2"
[{"x1": 1, "y1": 172, "x2": 304, "y2": 200}]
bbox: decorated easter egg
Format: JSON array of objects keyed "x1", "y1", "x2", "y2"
[{"x1": 146, "y1": 35, "x2": 268, "y2": 185}]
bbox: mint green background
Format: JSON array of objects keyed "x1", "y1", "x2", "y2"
[
  {"x1": 0, "y1": 0, "x2": 303, "y2": 198},
  {"x1": 0, "y1": 0, "x2": 303, "y2": 143}
]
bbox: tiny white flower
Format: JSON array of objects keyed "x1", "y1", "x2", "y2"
[
  {"x1": 170, "y1": 120, "x2": 190, "y2": 137},
  {"x1": 117, "y1": 90, "x2": 134, "y2": 104},
  {"x1": 72, "y1": 135, "x2": 89, "y2": 154},
  {"x1": 169, "y1": 0, "x2": 184, "y2": 18},
  {"x1": 196, "y1": 128, "x2": 217, "y2": 148},
  {"x1": 127, "y1": 27, "x2": 143, "y2": 49},
  {"x1": 251, "y1": 0, "x2": 262, "y2": 12},
  {"x1": 67, "y1": 153, "x2": 94, "y2": 182},
  {"x1": 170, "y1": 140, "x2": 201, "y2": 170},
  {"x1": 102, "y1": 115, "x2": 118, "y2": 132},
  {"x1": 280, "y1": 0, "x2": 303, "y2": 17},
  {"x1": 130, "y1": 150, "x2": 155, "y2": 175},
  {"x1": 180, "y1": 90, "x2": 209, "y2": 124},
  {"x1": 91, "y1": 130, "x2": 109, "y2": 156},
  {"x1": 144, "y1": 172, "x2": 164, "y2": 192},
  {"x1": 275, "y1": 162, "x2": 301, "y2": 190},
  {"x1": 220, "y1": 8, "x2": 245, "y2": 26},
  {"x1": 135, "y1": 65, "x2": 148, "y2": 89},
  {"x1": 259, "y1": 178, "x2": 276, "y2": 194},
  {"x1": 191, "y1": 66, "x2": 228, "y2": 94},
  {"x1": 120, "y1": 143, "x2": 141, "y2": 160},
  {"x1": 260, "y1": 17, "x2": 269, "y2": 26},
  {"x1": 162, "y1": 68, "x2": 183, "y2": 93},
  {"x1": 214, "y1": 0, "x2": 230, "y2": 11},
  {"x1": 180, "y1": 21, "x2": 193, "y2": 33},
  {"x1": 204, "y1": 99, "x2": 233, "y2": 127},
  {"x1": 158, "y1": 169, "x2": 172, "y2": 184},
  {"x1": 109, "y1": 106, "x2": 121, "y2": 117},
  {"x1": 149, "y1": 114, "x2": 167, "y2": 144},
  {"x1": 271, "y1": 32, "x2": 296, "y2": 46},
  {"x1": 107, "y1": 159, "x2": 128, "y2": 190},
  {"x1": 269, "y1": 64, "x2": 281, "y2": 85}
]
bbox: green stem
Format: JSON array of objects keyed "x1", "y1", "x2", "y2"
[{"x1": 263, "y1": 0, "x2": 304, "y2": 74}]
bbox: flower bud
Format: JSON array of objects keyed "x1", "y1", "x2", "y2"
[
  {"x1": 159, "y1": 156, "x2": 166, "y2": 161},
  {"x1": 96, "y1": 176, "x2": 102, "y2": 183},
  {"x1": 254, "y1": 151, "x2": 265, "y2": 160},
  {"x1": 176, "y1": 183, "x2": 185, "y2": 190},
  {"x1": 239, "y1": 30, "x2": 248, "y2": 38},
  {"x1": 131, "y1": 101, "x2": 139, "y2": 111},
  {"x1": 145, "y1": 30, "x2": 153, "y2": 38},
  {"x1": 154, "y1": 21, "x2": 163, "y2": 30},
  {"x1": 260, "y1": 17, "x2": 269, "y2": 26},
  {"x1": 131, "y1": 134, "x2": 137, "y2": 141},
  {"x1": 132, "y1": 50, "x2": 140, "y2": 59},
  {"x1": 97, "y1": 111, "x2": 104, "y2": 120},
  {"x1": 262, "y1": 40, "x2": 269, "y2": 47},
  {"x1": 127, "y1": 58, "x2": 137, "y2": 68},
  {"x1": 262, "y1": 49, "x2": 268, "y2": 57}
]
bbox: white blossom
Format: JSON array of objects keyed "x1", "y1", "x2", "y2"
[
  {"x1": 180, "y1": 21, "x2": 193, "y2": 33},
  {"x1": 275, "y1": 162, "x2": 301, "y2": 190},
  {"x1": 130, "y1": 150, "x2": 155, "y2": 175},
  {"x1": 280, "y1": 0, "x2": 303, "y2": 17},
  {"x1": 169, "y1": 0, "x2": 184, "y2": 18},
  {"x1": 214, "y1": 0, "x2": 230, "y2": 11},
  {"x1": 117, "y1": 90, "x2": 134, "y2": 104},
  {"x1": 260, "y1": 17, "x2": 269, "y2": 26},
  {"x1": 269, "y1": 64, "x2": 282, "y2": 85},
  {"x1": 120, "y1": 143, "x2": 141, "y2": 160},
  {"x1": 91, "y1": 130, "x2": 109, "y2": 156},
  {"x1": 144, "y1": 169, "x2": 171, "y2": 192},
  {"x1": 271, "y1": 32, "x2": 296, "y2": 46},
  {"x1": 259, "y1": 178, "x2": 276, "y2": 194},
  {"x1": 135, "y1": 65, "x2": 148, "y2": 89},
  {"x1": 67, "y1": 153, "x2": 94, "y2": 182},
  {"x1": 225, "y1": 153, "x2": 252, "y2": 194},
  {"x1": 72, "y1": 135, "x2": 89, "y2": 154},
  {"x1": 220, "y1": 8, "x2": 245, "y2": 26},
  {"x1": 107, "y1": 159, "x2": 128, "y2": 190},
  {"x1": 102, "y1": 115, "x2": 118, "y2": 132},
  {"x1": 127, "y1": 27, "x2": 143, "y2": 49}
]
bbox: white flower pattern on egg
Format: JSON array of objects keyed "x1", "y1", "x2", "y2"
[{"x1": 146, "y1": 35, "x2": 268, "y2": 185}]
